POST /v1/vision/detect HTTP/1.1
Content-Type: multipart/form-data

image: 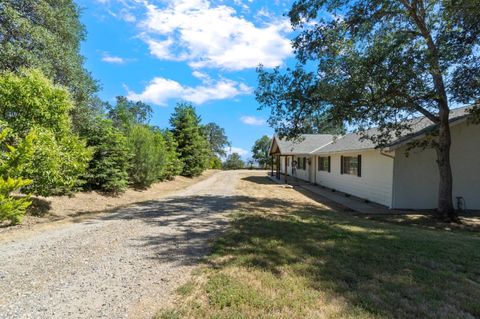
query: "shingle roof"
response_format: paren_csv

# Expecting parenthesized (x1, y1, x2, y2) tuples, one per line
(272, 107, 471, 155)
(315, 106, 470, 153)
(271, 134, 334, 155)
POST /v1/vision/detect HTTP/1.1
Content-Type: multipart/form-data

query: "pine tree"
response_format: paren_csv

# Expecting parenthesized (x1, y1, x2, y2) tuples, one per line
(169, 103, 210, 177)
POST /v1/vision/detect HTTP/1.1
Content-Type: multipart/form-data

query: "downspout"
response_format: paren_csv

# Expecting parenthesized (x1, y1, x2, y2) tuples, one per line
(380, 149, 396, 209)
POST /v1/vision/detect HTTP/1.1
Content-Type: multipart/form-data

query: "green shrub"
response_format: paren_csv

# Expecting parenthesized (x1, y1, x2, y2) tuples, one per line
(82, 119, 131, 193)
(0, 70, 92, 196)
(0, 177, 32, 224)
(0, 69, 73, 136)
(209, 156, 222, 169)
(12, 127, 92, 196)
(160, 130, 183, 180)
(127, 125, 166, 188)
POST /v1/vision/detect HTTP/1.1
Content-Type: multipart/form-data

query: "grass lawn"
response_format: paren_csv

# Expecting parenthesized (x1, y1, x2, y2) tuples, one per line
(158, 182, 480, 318)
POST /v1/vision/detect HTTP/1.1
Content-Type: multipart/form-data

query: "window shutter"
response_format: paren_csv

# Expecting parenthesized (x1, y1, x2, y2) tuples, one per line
(328, 156, 331, 173)
(357, 155, 362, 177)
(340, 156, 344, 174)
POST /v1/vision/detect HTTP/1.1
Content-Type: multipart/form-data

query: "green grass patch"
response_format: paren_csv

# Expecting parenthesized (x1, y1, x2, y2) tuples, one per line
(158, 208, 480, 319)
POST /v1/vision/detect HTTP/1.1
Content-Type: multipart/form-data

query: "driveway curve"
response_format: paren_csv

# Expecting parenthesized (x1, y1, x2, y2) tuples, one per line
(0, 170, 243, 319)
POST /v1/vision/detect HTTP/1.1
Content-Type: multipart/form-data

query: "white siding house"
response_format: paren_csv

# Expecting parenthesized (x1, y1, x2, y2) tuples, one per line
(269, 107, 480, 210)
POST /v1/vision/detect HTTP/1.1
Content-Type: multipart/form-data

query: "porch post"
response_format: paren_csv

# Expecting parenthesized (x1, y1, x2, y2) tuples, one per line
(284, 156, 288, 184)
(276, 155, 280, 179)
(270, 155, 274, 177)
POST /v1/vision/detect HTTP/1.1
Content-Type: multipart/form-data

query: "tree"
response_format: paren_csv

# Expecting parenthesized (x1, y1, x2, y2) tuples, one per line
(223, 153, 245, 170)
(127, 125, 166, 188)
(256, 0, 480, 221)
(0, 69, 92, 196)
(251, 135, 272, 168)
(202, 123, 230, 157)
(160, 130, 184, 180)
(170, 103, 210, 177)
(256, 67, 346, 137)
(107, 96, 153, 130)
(82, 119, 132, 193)
(0, 0, 98, 112)
(0, 69, 73, 136)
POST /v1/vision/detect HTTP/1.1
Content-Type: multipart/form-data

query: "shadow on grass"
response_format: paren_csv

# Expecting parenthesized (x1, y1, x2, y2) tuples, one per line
(93, 194, 324, 266)
(205, 209, 480, 318)
(86, 184, 480, 318)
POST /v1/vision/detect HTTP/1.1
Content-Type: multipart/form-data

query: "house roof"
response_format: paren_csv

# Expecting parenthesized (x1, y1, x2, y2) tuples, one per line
(271, 107, 472, 156)
(269, 134, 334, 155)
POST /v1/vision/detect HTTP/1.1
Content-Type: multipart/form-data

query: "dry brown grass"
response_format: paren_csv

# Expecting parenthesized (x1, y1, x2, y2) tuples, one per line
(157, 172, 480, 319)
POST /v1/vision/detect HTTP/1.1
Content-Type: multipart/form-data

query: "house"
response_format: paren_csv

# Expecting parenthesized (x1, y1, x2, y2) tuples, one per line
(269, 107, 480, 210)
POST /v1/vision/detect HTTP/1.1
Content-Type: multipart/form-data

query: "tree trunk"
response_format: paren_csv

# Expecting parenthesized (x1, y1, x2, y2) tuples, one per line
(435, 111, 457, 221)
(401, 1, 458, 221)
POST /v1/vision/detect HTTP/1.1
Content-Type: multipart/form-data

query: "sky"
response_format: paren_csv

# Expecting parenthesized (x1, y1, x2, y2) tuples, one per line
(77, 0, 296, 159)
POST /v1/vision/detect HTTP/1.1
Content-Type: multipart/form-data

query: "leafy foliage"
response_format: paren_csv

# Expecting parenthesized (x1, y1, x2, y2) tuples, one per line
(223, 153, 245, 170)
(256, 0, 480, 218)
(12, 127, 92, 196)
(251, 135, 272, 168)
(202, 123, 230, 157)
(0, 125, 32, 224)
(0, 177, 32, 225)
(170, 103, 210, 177)
(127, 125, 166, 188)
(82, 119, 132, 193)
(107, 96, 153, 129)
(0, 70, 92, 196)
(0, 0, 98, 110)
(209, 156, 223, 169)
(160, 130, 184, 180)
(0, 69, 73, 136)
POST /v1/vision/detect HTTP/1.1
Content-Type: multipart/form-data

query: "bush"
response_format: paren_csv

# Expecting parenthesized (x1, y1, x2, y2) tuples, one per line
(12, 127, 92, 196)
(0, 70, 92, 196)
(0, 177, 32, 224)
(160, 130, 183, 180)
(82, 119, 131, 193)
(127, 125, 166, 188)
(209, 156, 222, 169)
(0, 69, 73, 136)
(0, 127, 32, 224)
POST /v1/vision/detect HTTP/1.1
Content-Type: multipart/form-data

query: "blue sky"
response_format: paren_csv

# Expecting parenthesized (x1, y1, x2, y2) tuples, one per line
(77, 0, 296, 159)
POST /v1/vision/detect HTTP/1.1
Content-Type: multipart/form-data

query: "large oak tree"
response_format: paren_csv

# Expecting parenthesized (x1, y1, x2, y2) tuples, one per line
(256, 0, 480, 220)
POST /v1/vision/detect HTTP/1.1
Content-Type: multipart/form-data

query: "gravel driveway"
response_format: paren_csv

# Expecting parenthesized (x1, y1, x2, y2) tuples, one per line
(0, 170, 243, 319)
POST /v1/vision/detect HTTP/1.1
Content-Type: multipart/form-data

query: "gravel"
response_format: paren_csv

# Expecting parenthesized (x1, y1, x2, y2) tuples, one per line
(0, 170, 240, 319)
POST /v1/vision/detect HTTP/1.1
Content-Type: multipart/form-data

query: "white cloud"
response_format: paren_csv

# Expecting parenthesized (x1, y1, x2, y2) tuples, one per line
(102, 53, 126, 64)
(240, 116, 266, 126)
(126, 76, 252, 106)
(224, 146, 249, 157)
(141, 0, 292, 70)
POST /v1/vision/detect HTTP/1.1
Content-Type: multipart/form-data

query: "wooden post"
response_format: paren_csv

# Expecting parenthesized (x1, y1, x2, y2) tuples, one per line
(284, 156, 288, 184)
(270, 155, 274, 177)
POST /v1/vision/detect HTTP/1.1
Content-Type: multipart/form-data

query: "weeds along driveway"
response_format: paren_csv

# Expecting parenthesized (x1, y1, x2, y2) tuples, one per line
(0, 170, 267, 319)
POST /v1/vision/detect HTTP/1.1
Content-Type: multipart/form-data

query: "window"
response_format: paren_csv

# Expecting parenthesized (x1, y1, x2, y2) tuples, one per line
(341, 155, 362, 177)
(318, 156, 331, 172)
(297, 157, 306, 170)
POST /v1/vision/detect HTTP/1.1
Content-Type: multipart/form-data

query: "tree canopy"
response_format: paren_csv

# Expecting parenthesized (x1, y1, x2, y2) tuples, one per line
(0, 0, 98, 109)
(223, 153, 245, 170)
(202, 122, 230, 157)
(256, 0, 480, 219)
(251, 135, 272, 168)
